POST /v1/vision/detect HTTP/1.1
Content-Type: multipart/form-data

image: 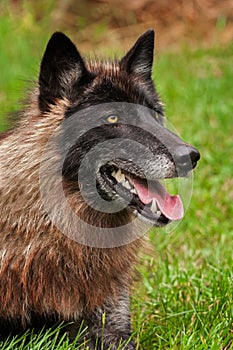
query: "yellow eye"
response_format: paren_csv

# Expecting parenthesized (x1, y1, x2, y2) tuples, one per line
(107, 115, 118, 123)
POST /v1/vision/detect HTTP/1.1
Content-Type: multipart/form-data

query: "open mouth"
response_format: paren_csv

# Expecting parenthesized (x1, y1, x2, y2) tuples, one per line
(100, 165, 184, 226)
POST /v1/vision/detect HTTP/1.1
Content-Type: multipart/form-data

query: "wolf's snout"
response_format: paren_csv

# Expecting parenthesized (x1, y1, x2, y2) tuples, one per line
(174, 144, 200, 172)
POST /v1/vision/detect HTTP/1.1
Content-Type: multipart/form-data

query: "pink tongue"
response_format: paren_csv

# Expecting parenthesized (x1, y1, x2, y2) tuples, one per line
(129, 177, 184, 221)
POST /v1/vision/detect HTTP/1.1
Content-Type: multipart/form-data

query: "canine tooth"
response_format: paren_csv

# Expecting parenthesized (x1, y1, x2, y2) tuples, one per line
(151, 198, 157, 213)
(115, 169, 125, 183)
(130, 188, 137, 194)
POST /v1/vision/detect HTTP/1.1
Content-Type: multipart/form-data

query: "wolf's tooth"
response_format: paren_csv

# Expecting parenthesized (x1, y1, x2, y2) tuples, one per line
(151, 198, 157, 213)
(115, 169, 125, 183)
(119, 174, 126, 183)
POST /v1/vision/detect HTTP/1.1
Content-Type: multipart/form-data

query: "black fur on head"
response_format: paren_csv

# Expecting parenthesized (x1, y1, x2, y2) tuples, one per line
(38, 30, 162, 115)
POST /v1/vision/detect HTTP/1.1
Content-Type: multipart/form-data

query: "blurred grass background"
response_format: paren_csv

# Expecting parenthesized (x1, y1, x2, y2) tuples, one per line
(0, 0, 233, 349)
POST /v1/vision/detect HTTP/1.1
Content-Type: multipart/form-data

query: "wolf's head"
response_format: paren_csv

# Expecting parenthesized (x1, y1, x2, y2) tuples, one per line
(39, 30, 200, 230)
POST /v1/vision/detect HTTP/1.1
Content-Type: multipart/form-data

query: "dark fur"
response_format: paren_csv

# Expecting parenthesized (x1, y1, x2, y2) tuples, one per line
(0, 30, 199, 349)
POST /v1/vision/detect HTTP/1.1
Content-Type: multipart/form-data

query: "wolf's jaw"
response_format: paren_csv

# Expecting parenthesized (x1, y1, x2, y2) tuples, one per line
(98, 165, 183, 227)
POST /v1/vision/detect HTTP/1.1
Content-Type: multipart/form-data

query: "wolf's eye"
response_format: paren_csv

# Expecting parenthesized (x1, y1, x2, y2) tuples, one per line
(107, 115, 118, 123)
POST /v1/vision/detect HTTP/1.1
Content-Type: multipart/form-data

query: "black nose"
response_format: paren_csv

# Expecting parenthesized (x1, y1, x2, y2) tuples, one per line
(175, 144, 200, 173)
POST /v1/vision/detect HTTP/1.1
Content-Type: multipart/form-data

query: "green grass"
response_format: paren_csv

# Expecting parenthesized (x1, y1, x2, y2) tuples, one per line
(132, 44, 233, 349)
(0, 6, 233, 350)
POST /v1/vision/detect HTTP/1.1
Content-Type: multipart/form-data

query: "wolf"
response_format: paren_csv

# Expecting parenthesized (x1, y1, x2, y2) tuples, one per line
(0, 30, 200, 349)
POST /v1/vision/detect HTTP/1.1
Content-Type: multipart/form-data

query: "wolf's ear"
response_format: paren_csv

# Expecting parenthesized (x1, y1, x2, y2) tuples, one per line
(119, 29, 154, 81)
(39, 32, 91, 110)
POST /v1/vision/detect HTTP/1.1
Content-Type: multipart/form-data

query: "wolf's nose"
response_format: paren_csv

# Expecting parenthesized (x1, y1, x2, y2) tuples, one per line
(175, 144, 200, 172)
